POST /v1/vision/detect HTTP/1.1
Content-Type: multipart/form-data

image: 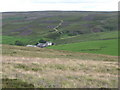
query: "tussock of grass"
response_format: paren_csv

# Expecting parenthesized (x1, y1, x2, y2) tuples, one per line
(2, 78, 34, 88)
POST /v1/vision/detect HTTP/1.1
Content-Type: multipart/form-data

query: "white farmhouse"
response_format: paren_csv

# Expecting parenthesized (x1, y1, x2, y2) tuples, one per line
(26, 45, 37, 47)
(46, 42, 52, 46)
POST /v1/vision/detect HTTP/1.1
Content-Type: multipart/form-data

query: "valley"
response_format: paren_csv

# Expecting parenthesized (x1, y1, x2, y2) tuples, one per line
(1, 11, 119, 88)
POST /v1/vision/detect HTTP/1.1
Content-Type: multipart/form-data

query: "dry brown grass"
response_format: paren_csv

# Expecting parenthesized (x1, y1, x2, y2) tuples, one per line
(2, 45, 119, 88)
(2, 55, 119, 88)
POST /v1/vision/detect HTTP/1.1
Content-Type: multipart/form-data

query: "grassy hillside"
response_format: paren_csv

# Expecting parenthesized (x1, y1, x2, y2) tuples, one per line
(2, 11, 117, 44)
(47, 39, 118, 56)
(2, 44, 119, 88)
(54, 31, 118, 45)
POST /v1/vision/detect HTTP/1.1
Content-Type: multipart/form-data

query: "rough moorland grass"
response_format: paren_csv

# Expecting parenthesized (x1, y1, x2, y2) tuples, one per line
(2, 56, 118, 88)
(2, 44, 119, 88)
(47, 39, 118, 56)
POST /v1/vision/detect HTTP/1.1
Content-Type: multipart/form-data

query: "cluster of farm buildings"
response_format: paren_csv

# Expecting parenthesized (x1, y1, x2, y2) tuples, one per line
(26, 41, 55, 48)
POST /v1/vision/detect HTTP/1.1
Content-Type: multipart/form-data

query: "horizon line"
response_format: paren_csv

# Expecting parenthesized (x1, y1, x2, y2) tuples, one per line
(1, 10, 118, 13)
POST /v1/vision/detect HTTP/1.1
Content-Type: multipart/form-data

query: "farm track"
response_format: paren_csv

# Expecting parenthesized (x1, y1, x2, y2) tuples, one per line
(53, 20, 63, 32)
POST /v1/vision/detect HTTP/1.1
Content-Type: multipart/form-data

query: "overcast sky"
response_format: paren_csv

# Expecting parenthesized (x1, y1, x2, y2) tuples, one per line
(0, 0, 119, 12)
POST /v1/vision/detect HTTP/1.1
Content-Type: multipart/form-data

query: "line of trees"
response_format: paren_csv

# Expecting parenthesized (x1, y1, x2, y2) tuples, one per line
(14, 39, 48, 46)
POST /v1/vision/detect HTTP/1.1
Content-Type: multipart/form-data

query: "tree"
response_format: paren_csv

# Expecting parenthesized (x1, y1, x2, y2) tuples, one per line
(15, 40, 24, 46)
(39, 39, 46, 43)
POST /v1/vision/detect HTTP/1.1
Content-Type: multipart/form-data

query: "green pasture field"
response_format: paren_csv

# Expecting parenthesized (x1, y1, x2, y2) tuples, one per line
(47, 39, 118, 56)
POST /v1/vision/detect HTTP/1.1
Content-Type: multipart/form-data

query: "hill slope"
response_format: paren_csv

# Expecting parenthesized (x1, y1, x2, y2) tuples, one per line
(2, 11, 118, 45)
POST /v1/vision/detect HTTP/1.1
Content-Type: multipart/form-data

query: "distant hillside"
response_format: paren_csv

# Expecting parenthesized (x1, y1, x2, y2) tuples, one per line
(2, 11, 118, 45)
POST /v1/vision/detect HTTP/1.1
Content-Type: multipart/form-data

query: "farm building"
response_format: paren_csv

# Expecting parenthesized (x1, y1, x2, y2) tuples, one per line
(26, 41, 54, 48)
(37, 42, 53, 48)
